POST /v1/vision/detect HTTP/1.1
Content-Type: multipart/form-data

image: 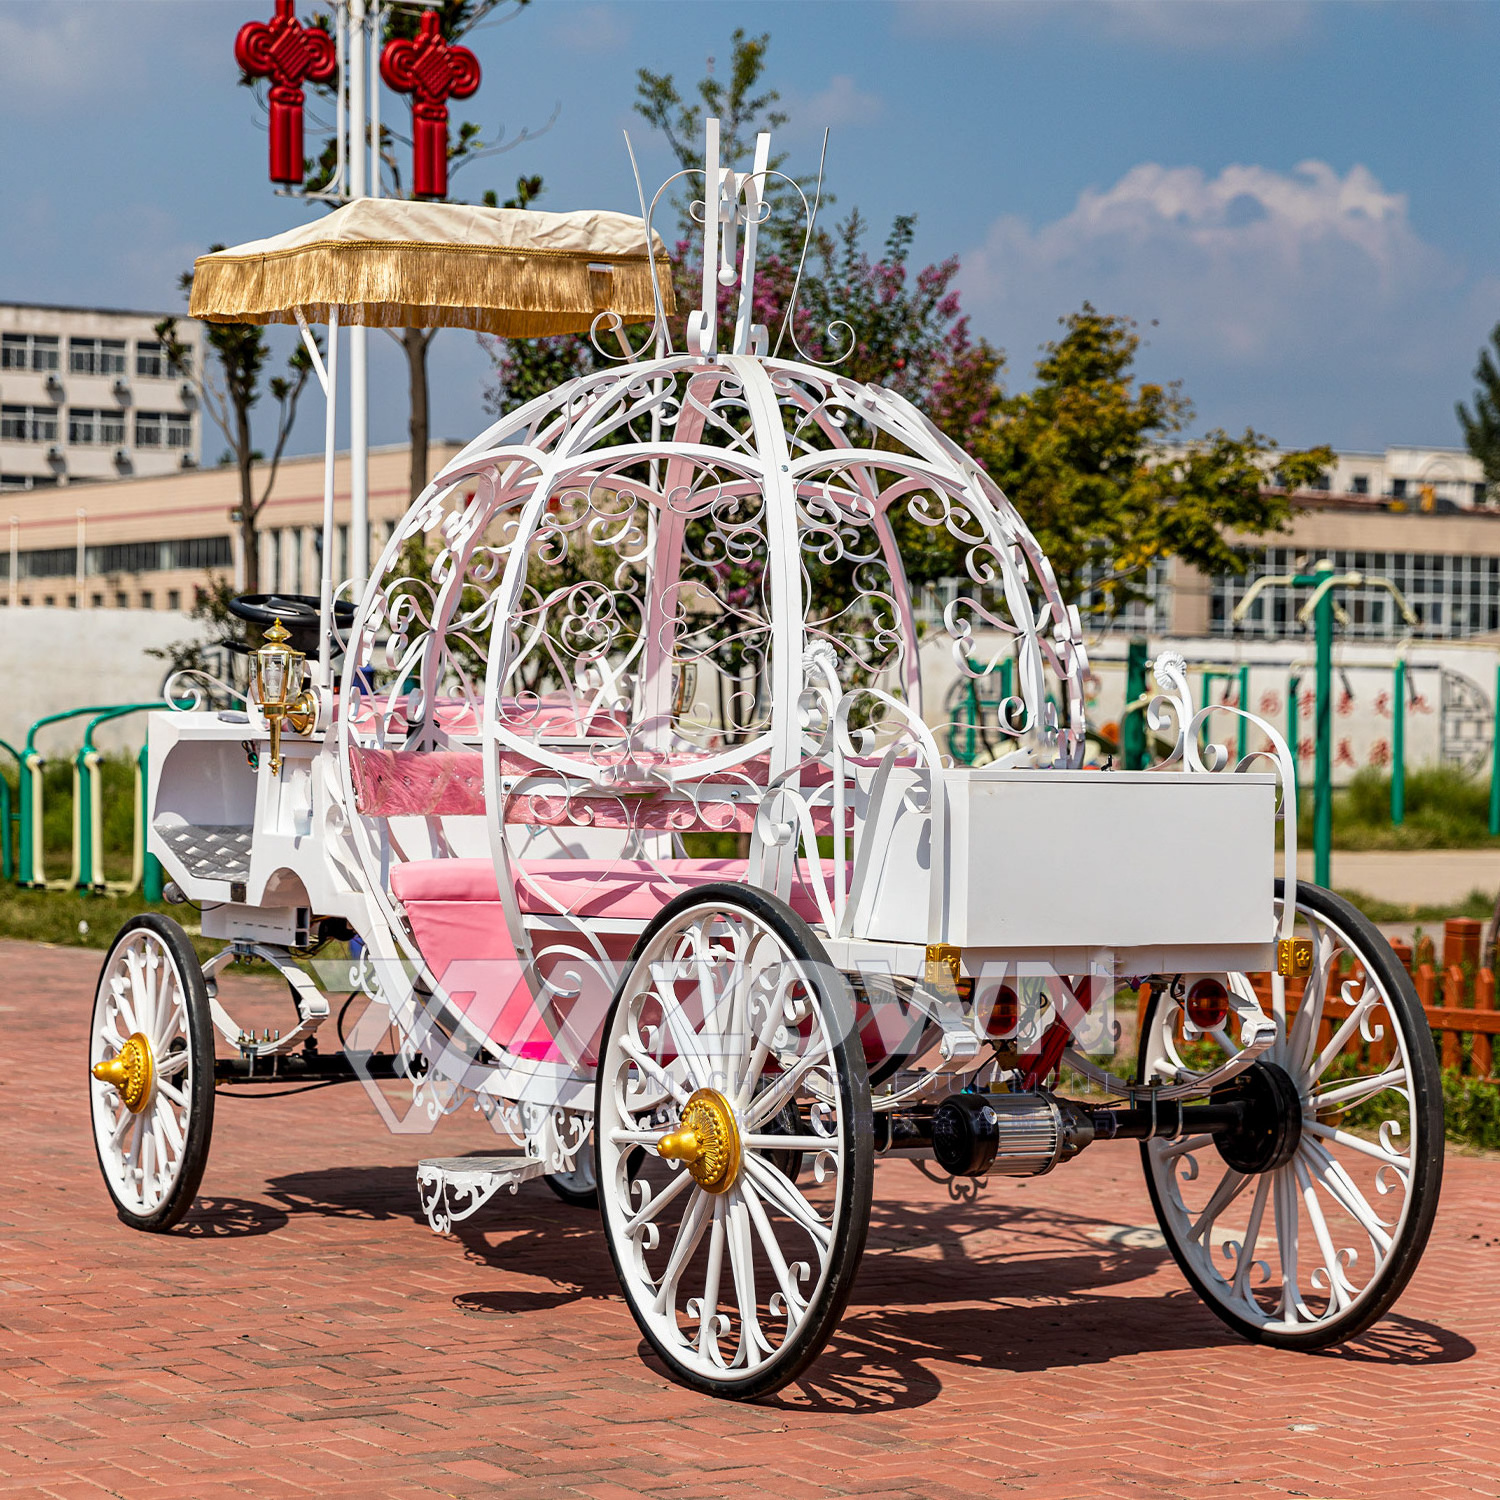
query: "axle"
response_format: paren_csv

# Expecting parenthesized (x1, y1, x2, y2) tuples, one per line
(910, 1063, 1301, 1179)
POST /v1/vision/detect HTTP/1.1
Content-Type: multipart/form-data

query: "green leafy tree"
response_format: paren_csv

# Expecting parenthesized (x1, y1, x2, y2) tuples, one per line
(972, 305, 1332, 613)
(156, 262, 316, 596)
(1457, 322, 1500, 496)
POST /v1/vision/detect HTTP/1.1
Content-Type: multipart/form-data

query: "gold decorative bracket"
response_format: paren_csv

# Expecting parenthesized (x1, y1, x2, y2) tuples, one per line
(1277, 938, 1314, 978)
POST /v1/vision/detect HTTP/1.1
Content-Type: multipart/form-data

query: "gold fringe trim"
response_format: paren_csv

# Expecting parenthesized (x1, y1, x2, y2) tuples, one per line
(190, 241, 675, 336)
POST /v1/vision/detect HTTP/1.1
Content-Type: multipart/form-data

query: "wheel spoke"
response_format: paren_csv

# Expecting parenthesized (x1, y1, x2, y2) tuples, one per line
(622, 1165, 692, 1238)
(652, 967, 716, 1093)
(153, 1096, 186, 1159)
(697, 1197, 727, 1362)
(1303, 1119, 1410, 1175)
(1299, 1138, 1395, 1257)
(741, 1133, 835, 1152)
(744, 1041, 830, 1129)
(1295, 1154, 1355, 1312)
(1228, 1171, 1273, 1301)
(1284, 927, 1334, 1074)
(726, 1193, 772, 1363)
(650, 1186, 711, 1317)
(1273, 1167, 1304, 1324)
(1309, 991, 1384, 1085)
(741, 1174, 812, 1323)
(157, 1077, 189, 1110)
(155, 1049, 190, 1080)
(1155, 1131, 1213, 1163)
(741, 1151, 833, 1248)
(1188, 1167, 1251, 1246)
(619, 1039, 690, 1108)
(1312, 1067, 1407, 1113)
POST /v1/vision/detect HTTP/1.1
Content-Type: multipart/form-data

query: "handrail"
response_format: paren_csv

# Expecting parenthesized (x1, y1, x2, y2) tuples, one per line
(76, 704, 159, 893)
(18, 702, 162, 890)
(0, 738, 19, 882)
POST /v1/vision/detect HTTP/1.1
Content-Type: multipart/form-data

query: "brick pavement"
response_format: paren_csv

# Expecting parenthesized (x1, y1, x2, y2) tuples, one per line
(0, 938, 1493, 1499)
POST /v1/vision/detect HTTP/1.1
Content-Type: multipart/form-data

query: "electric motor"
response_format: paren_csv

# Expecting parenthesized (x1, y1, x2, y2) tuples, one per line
(931, 1091, 1096, 1177)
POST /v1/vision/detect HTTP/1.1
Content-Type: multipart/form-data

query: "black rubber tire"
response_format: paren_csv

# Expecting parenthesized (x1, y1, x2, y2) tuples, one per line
(543, 1168, 599, 1209)
(1139, 879, 1444, 1349)
(594, 882, 874, 1401)
(89, 915, 216, 1232)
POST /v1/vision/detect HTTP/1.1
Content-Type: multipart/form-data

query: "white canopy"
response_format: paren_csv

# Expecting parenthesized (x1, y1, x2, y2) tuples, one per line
(189, 197, 673, 336)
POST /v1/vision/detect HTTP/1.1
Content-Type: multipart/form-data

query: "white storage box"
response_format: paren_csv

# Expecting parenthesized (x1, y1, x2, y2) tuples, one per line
(846, 767, 1278, 966)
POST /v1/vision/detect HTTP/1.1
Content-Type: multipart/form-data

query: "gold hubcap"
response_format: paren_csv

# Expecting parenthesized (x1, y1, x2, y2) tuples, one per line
(656, 1088, 742, 1194)
(93, 1031, 155, 1114)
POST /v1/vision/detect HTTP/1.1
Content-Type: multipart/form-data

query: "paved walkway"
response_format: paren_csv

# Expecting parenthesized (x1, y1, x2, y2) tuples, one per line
(0, 939, 1493, 1499)
(1299, 847, 1499, 907)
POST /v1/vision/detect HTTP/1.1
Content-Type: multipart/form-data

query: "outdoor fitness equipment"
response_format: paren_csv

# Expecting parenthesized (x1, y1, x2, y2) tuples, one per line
(87, 121, 1443, 1399)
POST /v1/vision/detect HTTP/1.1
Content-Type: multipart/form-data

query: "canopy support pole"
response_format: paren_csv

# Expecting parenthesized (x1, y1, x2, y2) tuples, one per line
(317, 307, 340, 691)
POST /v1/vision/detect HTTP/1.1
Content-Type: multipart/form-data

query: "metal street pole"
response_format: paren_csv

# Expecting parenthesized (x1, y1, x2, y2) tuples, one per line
(348, 0, 370, 594)
(1312, 560, 1334, 888)
(1391, 657, 1406, 826)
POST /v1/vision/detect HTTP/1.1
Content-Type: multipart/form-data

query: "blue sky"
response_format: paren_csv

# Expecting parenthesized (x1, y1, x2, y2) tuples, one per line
(1, 0, 1495, 462)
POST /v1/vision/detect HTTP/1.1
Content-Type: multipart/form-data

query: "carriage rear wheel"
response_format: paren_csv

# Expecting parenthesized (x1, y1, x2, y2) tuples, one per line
(1139, 881, 1443, 1348)
(88, 915, 216, 1231)
(595, 884, 873, 1399)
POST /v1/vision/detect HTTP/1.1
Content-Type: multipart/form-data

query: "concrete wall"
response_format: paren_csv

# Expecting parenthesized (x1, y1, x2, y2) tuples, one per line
(0, 606, 209, 757)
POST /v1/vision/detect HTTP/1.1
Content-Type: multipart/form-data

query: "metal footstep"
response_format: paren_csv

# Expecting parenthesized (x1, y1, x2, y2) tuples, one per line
(416, 1155, 546, 1234)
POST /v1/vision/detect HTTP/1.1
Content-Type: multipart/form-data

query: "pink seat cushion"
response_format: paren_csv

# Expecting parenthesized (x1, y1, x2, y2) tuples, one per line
(391, 856, 829, 924)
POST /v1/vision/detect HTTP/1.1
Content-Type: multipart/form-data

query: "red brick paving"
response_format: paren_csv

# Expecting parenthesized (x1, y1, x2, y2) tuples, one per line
(0, 937, 1493, 1498)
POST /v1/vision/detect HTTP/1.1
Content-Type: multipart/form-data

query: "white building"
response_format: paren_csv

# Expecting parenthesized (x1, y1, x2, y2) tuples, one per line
(0, 302, 204, 492)
(1316, 444, 1487, 509)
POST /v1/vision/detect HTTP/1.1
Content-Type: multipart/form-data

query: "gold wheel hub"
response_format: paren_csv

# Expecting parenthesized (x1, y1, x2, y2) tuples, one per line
(93, 1031, 155, 1114)
(655, 1088, 742, 1194)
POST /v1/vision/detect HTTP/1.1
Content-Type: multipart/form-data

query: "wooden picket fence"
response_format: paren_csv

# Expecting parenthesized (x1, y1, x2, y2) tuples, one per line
(1246, 917, 1497, 1081)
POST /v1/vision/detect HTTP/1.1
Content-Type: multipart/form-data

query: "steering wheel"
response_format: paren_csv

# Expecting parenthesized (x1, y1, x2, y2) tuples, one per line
(228, 594, 357, 655)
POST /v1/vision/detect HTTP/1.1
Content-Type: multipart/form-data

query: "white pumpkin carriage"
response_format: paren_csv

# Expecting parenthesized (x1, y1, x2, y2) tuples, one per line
(88, 123, 1442, 1399)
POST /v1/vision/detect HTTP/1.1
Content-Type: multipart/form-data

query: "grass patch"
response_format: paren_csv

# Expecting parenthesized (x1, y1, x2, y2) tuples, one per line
(0, 885, 219, 957)
(1334, 886, 1497, 925)
(1300, 765, 1500, 852)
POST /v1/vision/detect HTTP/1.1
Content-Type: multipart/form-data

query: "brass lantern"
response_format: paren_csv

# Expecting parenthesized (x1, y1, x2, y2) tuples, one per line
(252, 618, 317, 773)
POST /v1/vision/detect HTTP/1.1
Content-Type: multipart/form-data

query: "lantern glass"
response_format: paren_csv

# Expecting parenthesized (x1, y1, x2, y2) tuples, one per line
(259, 652, 287, 706)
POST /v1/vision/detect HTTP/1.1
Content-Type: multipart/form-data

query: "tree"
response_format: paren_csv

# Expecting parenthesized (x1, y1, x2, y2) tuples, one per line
(1457, 322, 1500, 497)
(156, 263, 316, 596)
(972, 305, 1332, 614)
(483, 27, 1000, 446)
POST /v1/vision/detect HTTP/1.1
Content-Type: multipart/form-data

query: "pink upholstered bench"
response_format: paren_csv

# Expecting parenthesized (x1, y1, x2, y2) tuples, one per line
(389, 857, 834, 1064)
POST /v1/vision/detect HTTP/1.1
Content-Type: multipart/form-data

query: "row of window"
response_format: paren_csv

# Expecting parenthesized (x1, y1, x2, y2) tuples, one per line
(1212, 546, 1500, 640)
(1, 404, 193, 448)
(0, 535, 232, 582)
(1, 333, 189, 378)
(0, 589, 188, 610)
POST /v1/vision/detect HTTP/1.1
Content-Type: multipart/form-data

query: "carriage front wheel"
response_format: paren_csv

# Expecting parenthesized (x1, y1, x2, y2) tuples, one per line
(1139, 880, 1443, 1348)
(88, 915, 216, 1231)
(595, 884, 873, 1399)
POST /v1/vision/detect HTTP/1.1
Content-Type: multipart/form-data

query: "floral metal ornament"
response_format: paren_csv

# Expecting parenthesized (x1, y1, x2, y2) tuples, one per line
(379, 11, 481, 200)
(235, 0, 337, 186)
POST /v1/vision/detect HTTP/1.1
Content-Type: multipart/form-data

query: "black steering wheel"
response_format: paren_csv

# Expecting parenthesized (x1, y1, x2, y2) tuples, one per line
(229, 594, 357, 655)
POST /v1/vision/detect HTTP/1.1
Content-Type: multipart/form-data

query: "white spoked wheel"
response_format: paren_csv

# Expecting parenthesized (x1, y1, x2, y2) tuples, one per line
(1140, 881, 1443, 1348)
(89, 915, 215, 1231)
(596, 884, 873, 1399)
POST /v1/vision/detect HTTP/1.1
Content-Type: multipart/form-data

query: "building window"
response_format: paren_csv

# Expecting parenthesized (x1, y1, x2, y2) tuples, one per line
(140, 591, 153, 609)
(134, 410, 192, 449)
(1476, 483, 1488, 506)
(1, 405, 59, 443)
(167, 589, 181, 610)
(69, 337, 127, 376)
(91, 594, 103, 607)
(115, 592, 128, 608)
(1351, 474, 1368, 495)
(135, 340, 187, 378)
(1, 333, 60, 371)
(1392, 479, 1408, 499)
(67, 408, 123, 445)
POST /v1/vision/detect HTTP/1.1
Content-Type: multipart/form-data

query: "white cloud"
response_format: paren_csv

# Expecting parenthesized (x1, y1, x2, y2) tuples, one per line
(0, 3, 151, 110)
(964, 159, 1457, 361)
(959, 158, 1487, 445)
(787, 75, 885, 132)
(549, 3, 633, 53)
(895, 0, 1314, 52)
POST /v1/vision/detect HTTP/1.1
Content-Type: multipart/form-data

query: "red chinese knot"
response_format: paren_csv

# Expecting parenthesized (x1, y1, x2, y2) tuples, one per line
(235, 0, 337, 186)
(380, 11, 481, 199)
